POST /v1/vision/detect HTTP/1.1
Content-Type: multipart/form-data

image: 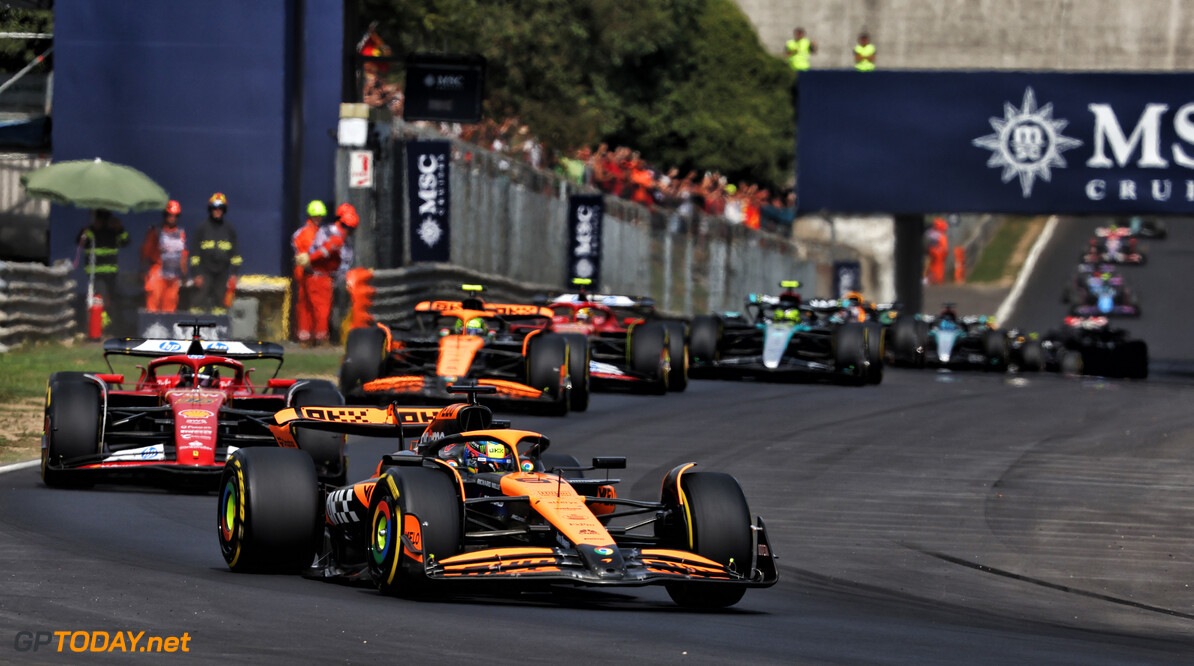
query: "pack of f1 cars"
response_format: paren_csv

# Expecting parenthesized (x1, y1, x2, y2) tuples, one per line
(889, 305, 1009, 371)
(338, 288, 580, 415)
(688, 282, 881, 385)
(547, 281, 687, 395)
(216, 385, 778, 608)
(42, 321, 347, 489)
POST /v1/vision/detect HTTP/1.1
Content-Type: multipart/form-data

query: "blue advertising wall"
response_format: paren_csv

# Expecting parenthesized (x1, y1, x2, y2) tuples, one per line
(798, 70, 1194, 214)
(52, 0, 342, 275)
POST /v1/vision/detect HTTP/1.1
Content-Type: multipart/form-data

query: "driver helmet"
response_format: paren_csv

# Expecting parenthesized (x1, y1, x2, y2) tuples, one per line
(777, 308, 801, 322)
(576, 307, 592, 322)
(464, 440, 512, 474)
(456, 316, 486, 336)
(197, 365, 220, 388)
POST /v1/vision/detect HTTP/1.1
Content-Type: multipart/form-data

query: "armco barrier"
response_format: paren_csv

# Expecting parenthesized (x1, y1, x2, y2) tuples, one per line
(0, 260, 77, 351)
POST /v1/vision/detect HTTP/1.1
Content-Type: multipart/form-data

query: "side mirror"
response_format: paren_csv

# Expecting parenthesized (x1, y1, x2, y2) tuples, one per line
(591, 456, 626, 469)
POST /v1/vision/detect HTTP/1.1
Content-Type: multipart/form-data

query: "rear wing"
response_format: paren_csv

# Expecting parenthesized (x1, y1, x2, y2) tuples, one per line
(549, 293, 655, 309)
(415, 301, 554, 318)
(103, 337, 285, 360)
(273, 405, 441, 438)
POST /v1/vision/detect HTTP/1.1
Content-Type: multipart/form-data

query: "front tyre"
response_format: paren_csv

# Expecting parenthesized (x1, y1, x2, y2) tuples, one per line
(218, 448, 320, 574)
(339, 325, 387, 394)
(528, 333, 570, 416)
(368, 466, 463, 596)
(664, 322, 689, 392)
(42, 379, 101, 488)
(630, 322, 669, 395)
(560, 333, 591, 412)
(664, 472, 753, 609)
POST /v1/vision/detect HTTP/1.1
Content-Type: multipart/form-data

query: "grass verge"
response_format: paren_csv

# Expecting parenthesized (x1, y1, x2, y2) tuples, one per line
(0, 339, 343, 464)
(966, 216, 1045, 284)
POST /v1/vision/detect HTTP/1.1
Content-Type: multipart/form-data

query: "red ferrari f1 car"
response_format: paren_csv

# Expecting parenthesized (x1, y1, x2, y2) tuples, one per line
(547, 281, 688, 396)
(217, 386, 777, 608)
(42, 321, 347, 489)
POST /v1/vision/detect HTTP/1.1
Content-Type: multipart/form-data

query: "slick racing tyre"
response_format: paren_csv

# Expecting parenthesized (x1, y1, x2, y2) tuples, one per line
(662, 472, 753, 609)
(862, 322, 885, 385)
(339, 325, 387, 394)
(288, 380, 348, 486)
(630, 322, 669, 395)
(369, 466, 463, 597)
(1119, 340, 1149, 379)
(560, 333, 591, 413)
(689, 315, 721, 366)
(528, 333, 570, 416)
(42, 378, 101, 488)
(664, 321, 689, 392)
(218, 448, 320, 574)
(833, 323, 868, 386)
(890, 317, 922, 366)
(1017, 339, 1044, 372)
(982, 330, 1010, 372)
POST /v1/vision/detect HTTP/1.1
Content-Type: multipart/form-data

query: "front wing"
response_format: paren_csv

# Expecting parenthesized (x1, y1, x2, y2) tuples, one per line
(423, 517, 778, 588)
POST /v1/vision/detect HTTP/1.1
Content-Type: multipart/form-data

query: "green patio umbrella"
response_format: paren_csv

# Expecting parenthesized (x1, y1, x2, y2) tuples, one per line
(20, 157, 170, 213)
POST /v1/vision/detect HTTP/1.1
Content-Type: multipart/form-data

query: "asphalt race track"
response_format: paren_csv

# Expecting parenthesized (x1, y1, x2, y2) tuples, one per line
(2, 222, 1193, 664)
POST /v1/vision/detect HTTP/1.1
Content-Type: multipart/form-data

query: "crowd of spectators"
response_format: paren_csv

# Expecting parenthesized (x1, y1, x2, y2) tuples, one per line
(361, 71, 798, 236)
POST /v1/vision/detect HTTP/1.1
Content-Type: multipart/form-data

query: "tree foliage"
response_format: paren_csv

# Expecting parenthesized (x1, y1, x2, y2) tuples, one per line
(0, 7, 53, 74)
(358, 0, 795, 188)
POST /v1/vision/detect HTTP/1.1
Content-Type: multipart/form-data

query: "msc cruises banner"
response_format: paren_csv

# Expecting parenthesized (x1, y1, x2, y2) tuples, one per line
(797, 70, 1194, 214)
(566, 194, 604, 287)
(406, 140, 452, 262)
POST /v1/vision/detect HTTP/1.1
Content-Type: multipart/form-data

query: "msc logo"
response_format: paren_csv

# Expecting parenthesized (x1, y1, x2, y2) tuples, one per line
(973, 87, 1083, 198)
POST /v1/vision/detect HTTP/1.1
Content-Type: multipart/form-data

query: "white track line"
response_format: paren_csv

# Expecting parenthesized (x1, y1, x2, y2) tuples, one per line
(995, 215, 1059, 326)
(0, 459, 38, 475)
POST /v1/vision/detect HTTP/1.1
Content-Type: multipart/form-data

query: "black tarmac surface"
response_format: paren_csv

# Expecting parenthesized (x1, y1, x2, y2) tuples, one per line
(1, 219, 1192, 664)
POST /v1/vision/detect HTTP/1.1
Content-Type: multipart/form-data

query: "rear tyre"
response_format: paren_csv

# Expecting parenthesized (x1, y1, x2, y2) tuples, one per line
(664, 322, 689, 392)
(1120, 340, 1149, 379)
(1060, 350, 1085, 375)
(833, 323, 868, 386)
(689, 315, 721, 366)
(369, 466, 463, 596)
(862, 322, 885, 385)
(630, 322, 669, 395)
(339, 325, 387, 394)
(528, 333, 570, 416)
(890, 317, 920, 366)
(560, 333, 590, 413)
(663, 472, 753, 609)
(288, 380, 348, 486)
(42, 379, 102, 488)
(218, 447, 320, 574)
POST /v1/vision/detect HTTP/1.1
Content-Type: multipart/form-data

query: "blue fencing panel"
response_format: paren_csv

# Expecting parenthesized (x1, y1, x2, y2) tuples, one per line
(52, 0, 340, 276)
(798, 70, 1194, 215)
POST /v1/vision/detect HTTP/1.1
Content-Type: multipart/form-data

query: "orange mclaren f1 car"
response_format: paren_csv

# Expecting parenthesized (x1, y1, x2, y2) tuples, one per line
(338, 289, 583, 415)
(217, 386, 777, 608)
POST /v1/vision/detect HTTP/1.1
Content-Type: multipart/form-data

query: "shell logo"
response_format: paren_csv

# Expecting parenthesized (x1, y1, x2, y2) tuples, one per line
(179, 409, 214, 418)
